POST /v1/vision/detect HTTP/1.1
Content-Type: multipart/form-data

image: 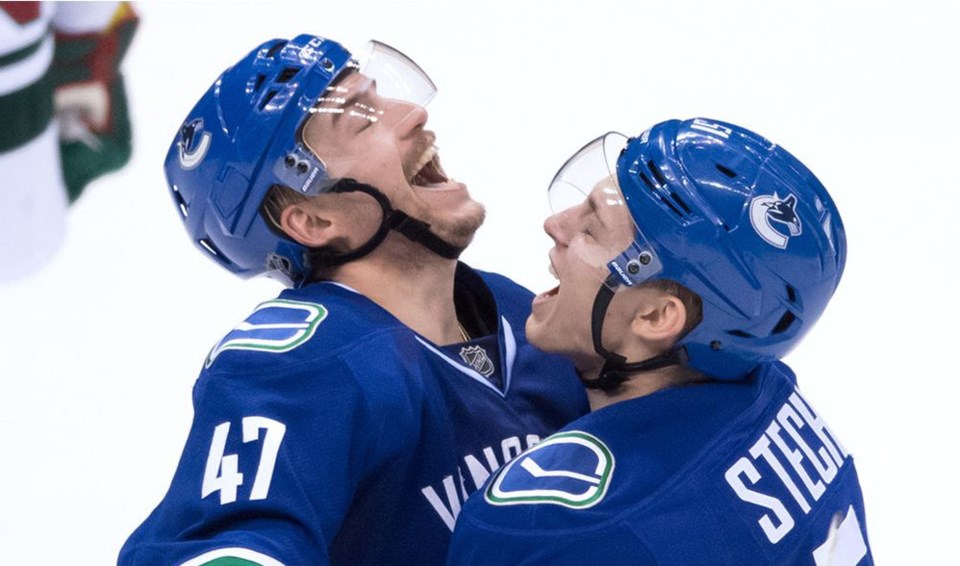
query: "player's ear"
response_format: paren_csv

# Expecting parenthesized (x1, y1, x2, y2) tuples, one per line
(278, 198, 338, 248)
(630, 291, 688, 344)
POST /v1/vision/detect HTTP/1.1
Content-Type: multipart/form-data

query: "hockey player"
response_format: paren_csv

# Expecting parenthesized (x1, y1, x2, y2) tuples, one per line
(447, 119, 873, 565)
(118, 34, 587, 566)
(0, 2, 137, 282)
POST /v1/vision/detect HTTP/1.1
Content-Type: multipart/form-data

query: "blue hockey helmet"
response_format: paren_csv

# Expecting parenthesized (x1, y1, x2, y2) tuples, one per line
(164, 34, 437, 286)
(548, 118, 846, 381)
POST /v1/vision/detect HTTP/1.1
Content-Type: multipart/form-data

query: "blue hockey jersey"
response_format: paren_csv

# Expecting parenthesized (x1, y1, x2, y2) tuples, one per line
(447, 362, 872, 565)
(119, 264, 588, 566)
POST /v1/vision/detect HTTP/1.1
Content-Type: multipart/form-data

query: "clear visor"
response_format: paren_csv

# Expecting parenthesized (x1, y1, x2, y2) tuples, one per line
(306, 39, 437, 168)
(547, 132, 663, 289)
(353, 40, 437, 107)
(275, 40, 439, 196)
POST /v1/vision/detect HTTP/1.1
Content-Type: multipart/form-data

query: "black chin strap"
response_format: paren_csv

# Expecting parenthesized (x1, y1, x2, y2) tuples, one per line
(582, 275, 689, 392)
(309, 179, 465, 267)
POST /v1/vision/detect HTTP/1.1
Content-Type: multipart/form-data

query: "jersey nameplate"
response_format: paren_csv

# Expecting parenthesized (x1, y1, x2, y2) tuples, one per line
(724, 389, 850, 545)
(484, 431, 614, 509)
(206, 299, 328, 367)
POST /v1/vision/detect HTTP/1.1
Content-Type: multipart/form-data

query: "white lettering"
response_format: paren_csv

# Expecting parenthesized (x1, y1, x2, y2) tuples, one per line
(768, 417, 824, 503)
(725, 390, 852, 547)
(725, 457, 794, 543)
(422, 435, 541, 530)
(501, 436, 522, 464)
(421, 475, 463, 531)
(482, 446, 500, 473)
(463, 454, 491, 490)
(789, 391, 847, 467)
(779, 403, 837, 485)
(751, 433, 810, 513)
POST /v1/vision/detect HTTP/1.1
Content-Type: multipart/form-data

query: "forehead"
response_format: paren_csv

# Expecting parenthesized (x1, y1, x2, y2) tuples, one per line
(329, 70, 369, 92)
(301, 71, 378, 147)
(586, 181, 637, 238)
(587, 177, 622, 207)
(588, 180, 628, 219)
(314, 70, 375, 111)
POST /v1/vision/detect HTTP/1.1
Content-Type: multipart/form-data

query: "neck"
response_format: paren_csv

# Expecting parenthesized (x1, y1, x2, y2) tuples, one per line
(582, 363, 703, 412)
(326, 242, 464, 345)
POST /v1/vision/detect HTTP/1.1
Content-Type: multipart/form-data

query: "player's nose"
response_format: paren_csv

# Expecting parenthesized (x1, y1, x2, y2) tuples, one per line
(543, 212, 569, 246)
(392, 100, 428, 137)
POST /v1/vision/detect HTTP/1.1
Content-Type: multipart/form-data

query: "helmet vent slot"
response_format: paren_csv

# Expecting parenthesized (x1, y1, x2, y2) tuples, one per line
(716, 164, 738, 178)
(771, 311, 796, 335)
(786, 284, 797, 303)
(171, 184, 188, 218)
(199, 238, 221, 258)
(275, 67, 301, 84)
(253, 74, 266, 93)
(198, 238, 234, 267)
(639, 172, 656, 191)
(646, 160, 668, 186)
(258, 89, 279, 111)
(265, 41, 287, 58)
(670, 192, 693, 214)
(657, 194, 683, 217)
(727, 330, 754, 338)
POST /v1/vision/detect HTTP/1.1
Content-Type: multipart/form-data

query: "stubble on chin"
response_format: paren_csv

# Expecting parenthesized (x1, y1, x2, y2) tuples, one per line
(423, 200, 487, 248)
(379, 204, 486, 273)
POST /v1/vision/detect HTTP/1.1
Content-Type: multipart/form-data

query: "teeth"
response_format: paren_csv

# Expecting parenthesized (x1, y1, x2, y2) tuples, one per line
(410, 145, 438, 182)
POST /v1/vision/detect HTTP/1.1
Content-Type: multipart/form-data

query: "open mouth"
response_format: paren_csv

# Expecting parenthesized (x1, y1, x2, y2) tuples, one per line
(534, 284, 560, 307)
(408, 145, 450, 187)
(534, 259, 561, 304)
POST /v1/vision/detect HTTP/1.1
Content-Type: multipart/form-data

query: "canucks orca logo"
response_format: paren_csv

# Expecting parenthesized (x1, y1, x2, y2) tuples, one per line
(749, 193, 803, 249)
(459, 345, 494, 377)
(485, 431, 615, 509)
(178, 118, 212, 170)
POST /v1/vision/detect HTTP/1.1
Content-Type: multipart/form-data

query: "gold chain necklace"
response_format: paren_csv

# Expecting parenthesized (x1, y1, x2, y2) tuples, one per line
(458, 322, 471, 342)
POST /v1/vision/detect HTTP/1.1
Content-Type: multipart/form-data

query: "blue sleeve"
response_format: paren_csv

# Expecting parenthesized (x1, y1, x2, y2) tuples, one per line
(119, 353, 413, 566)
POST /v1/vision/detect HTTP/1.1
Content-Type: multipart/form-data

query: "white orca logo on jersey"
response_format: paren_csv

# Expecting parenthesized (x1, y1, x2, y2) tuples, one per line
(205, 299, 328, 367)
(485, 431, 614, 509)
(750, 192, 803, 249)
(178, 118, 212, 170)
(459, 345, 494, 377)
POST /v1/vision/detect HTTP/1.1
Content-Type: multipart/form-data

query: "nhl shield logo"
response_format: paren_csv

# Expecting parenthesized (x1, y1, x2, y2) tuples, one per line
(749, 192, 803, 249)
(459, 345, 494, 377)
(266, 253, 294, 278)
